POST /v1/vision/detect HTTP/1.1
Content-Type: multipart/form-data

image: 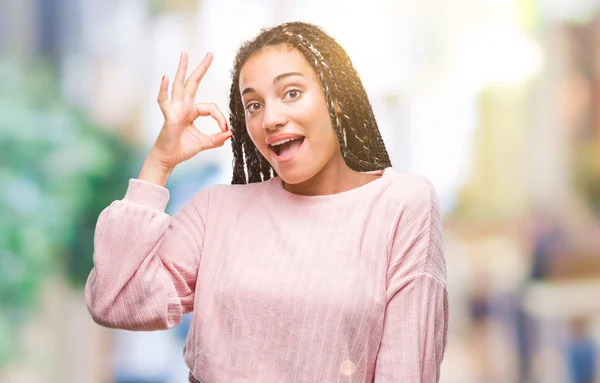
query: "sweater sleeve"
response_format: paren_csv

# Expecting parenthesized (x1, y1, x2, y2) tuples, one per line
(84, 178, 208, 331)
(374, 178, 449, 382)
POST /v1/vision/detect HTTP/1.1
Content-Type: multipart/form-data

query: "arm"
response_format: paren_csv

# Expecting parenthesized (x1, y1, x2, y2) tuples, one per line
(374, 178, 449, 382)
(84, 177, 208, 331)
(84, 52, 231, 331)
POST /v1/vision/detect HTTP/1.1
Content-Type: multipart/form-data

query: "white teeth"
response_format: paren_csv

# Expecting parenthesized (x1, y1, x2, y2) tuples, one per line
(270, 137, 302, 147)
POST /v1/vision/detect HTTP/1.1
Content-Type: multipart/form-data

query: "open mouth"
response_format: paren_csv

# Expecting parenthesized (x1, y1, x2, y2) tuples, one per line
(269, 136, 306, 159)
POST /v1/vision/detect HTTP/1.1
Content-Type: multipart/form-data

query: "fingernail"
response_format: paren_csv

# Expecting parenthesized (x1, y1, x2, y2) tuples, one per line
(161, 75, 166, 82)
(225, 123, 229, 132)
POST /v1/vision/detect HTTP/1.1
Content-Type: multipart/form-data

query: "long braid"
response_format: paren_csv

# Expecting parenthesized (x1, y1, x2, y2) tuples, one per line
(286, 25, 390, 170)
(259, 154, 272, 181)
(228, 73, 248, 184)
(229, 75, 248, 184)
(228, 21, 391, 184)
(244, 139, 263, 183)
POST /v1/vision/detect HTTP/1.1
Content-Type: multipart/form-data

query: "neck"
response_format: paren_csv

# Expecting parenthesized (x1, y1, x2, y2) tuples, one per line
(283, 155, 372, 196)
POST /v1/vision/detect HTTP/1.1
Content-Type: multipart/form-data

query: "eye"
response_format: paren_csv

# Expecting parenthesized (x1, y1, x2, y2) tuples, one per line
(284, 89, 302, 100)
(245, 102, 262, 114)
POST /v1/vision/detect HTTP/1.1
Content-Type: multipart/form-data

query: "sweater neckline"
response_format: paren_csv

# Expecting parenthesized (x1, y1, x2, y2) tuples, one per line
(268, 167, 392, 207)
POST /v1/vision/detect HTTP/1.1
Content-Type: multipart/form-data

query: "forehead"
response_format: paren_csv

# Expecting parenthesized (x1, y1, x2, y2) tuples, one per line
(239, 45, 316, 91)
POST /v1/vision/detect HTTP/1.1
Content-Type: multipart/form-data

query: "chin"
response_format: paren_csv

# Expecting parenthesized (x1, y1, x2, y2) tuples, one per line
(272, 162, 319, 185)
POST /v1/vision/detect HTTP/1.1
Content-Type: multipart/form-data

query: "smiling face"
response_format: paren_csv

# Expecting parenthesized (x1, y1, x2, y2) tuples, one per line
(239, 45, 343, 185)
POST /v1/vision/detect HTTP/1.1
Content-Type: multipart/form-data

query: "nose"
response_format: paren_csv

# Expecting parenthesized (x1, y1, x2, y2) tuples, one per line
(261, 101, 287, 131)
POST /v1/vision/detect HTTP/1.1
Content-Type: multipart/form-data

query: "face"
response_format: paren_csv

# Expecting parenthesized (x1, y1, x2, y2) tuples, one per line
(239, 45, 342, 184)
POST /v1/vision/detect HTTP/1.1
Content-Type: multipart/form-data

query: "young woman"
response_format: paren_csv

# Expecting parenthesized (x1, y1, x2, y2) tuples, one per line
(86, 21, 448, 382)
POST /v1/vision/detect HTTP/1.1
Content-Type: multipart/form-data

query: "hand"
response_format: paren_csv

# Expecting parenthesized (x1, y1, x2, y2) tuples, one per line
(150, 52, 232, 170)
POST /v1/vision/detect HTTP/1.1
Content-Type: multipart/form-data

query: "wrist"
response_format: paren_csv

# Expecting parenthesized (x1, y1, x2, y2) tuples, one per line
(138, 153, 174, 187)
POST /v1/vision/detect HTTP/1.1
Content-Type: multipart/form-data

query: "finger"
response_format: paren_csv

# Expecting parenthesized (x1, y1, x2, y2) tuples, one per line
(195, 103, 229, 132)
(157, 74, 169, 105)
(184, 52, 213, 100)
(204, 131, 233, 150)
(172, 52, 189, 100)
(194, 130, 232, 152)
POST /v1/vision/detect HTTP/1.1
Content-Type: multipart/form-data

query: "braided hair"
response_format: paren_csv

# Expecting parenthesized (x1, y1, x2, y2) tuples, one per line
(229, 21, 392, 184)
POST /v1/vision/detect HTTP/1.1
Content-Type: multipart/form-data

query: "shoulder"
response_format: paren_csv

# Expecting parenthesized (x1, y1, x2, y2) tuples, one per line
(381, 169, 442, 252)
(380, 168, 438, 210)
(384, 169, 446, 280)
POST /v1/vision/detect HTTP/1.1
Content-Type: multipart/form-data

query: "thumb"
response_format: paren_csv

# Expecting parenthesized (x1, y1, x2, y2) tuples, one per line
(208, 131, 232, 148)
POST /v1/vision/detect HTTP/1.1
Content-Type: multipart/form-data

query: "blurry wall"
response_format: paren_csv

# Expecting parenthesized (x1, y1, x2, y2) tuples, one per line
(1, 0, 600, 382)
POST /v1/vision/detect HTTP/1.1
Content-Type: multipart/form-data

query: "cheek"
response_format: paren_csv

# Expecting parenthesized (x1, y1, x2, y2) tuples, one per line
(307, 114, 338, 153)
(245, 118, 265, 149)
(245, 118, 277, 164)
(311, 99, 338, 151)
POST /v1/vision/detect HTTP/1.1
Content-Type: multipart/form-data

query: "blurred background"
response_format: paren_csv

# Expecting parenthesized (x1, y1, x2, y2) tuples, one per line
(1, 0, 600, 382)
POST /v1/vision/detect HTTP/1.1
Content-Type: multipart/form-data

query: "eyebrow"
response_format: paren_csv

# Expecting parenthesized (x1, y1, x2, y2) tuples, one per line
(241, 72, 304, 97)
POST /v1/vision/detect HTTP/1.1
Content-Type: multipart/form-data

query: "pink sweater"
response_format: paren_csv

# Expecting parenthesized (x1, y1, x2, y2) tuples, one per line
(85, 167, 448, 383)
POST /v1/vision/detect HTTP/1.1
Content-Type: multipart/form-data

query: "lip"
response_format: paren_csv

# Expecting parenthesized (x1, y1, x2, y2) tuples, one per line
(265, 133, 306, 146)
